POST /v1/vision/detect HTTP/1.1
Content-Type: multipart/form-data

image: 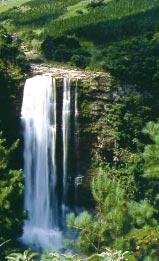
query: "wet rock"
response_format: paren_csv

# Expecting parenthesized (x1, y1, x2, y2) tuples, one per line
(30, 63, 108, 81)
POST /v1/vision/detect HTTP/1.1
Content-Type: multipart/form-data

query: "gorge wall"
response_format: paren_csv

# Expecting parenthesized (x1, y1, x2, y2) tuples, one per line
(19, 61, 142, 250)
(25, 63, 137, 207)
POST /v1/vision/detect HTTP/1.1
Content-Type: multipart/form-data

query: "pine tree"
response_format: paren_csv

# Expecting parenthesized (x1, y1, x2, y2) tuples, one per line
(0, 133, 24, 258)
(67, 168, 131, 253)
(143, 121, 159, 178)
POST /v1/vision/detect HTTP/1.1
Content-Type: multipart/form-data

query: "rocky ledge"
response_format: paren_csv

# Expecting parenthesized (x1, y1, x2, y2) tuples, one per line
(20, 41, 109, 81)
(30, 63, 109, 81)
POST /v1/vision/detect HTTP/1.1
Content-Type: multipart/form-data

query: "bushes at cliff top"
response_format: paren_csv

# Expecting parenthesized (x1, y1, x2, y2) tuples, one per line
(102, 34, 159, 92)
(41, 35, 90, 68)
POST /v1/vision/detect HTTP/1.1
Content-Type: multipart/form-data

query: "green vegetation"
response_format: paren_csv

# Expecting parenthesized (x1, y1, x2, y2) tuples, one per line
(0, 25, 28, 260)
(0, 135, 24, 259)
(0, 25, 29, 143)
(6, 248, 128, 260)
(74, 29, 159, 259)
(6, 249, 39, 260)
(67, 164, 159, 259)
(41, 35, 91, 68)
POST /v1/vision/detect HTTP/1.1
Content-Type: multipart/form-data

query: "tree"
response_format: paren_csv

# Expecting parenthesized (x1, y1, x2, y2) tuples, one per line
(0, 134, 24, 258)
(142, 121, 159, 208)
(67, 168, 131, 254)
(143, 121, 159, 178)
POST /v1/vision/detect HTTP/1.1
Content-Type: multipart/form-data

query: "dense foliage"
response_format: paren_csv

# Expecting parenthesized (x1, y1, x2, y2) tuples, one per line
(102, 34, 159, 93)
(0, 136, 24, 260)
(72, 32, 159, 260)
(41, 35, 90, 68)
(0, 25, 29, 143)
(67, 164, 159, 259)
(0, 25, 28, 259)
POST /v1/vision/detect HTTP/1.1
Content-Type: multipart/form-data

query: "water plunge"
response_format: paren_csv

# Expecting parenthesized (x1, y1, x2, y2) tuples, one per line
(21, 75, 78, 250)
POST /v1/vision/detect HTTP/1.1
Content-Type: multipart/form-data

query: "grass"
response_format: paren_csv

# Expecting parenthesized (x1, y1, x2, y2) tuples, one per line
(60, 0, 114, 20)
(60, 0, 91, 20)
(0, 0, 30, 13)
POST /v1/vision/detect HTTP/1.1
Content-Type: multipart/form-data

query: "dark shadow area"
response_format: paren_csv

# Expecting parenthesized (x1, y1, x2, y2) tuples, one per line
(70, 6, 159, 44)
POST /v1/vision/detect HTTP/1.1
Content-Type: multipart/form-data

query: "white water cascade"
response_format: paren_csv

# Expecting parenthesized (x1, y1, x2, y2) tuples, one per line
(62, 78, 71, 200)
(62, 78, 71, 215)
(21, 75, 78, 250)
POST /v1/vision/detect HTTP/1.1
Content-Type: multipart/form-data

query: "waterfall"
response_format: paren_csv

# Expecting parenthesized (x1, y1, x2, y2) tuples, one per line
(62, 78, 71, 205)
(75, 80, 79, 168)
(74, 81, 80, 189)
(21, 75, 79, 250)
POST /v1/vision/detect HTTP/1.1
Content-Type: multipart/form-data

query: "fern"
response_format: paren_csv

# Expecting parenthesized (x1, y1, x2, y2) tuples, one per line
(6, 249, 39, 261)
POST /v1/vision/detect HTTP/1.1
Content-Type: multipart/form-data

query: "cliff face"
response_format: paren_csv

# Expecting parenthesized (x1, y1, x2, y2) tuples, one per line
(24, 63, 143, 208)
(24, 64, 130, 200)
(76, 73, 145, 205)
(29, 63, 112, 166)
(78, 73, 137, 172)
(23, 64, 112, 206)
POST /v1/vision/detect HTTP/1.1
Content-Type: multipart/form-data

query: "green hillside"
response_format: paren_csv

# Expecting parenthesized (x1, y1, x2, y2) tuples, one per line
(0, 0, 159, 69)
(1, 0, 159, 32)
